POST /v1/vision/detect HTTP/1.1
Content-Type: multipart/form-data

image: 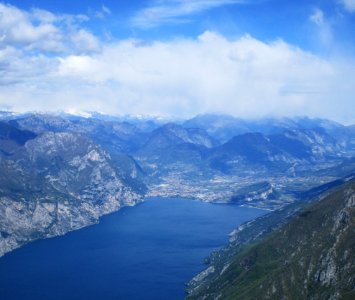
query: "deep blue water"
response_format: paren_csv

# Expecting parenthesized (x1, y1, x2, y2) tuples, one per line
(0, 197, 265, 300)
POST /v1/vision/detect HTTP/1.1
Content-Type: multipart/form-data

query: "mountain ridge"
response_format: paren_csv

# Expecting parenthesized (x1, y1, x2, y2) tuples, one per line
(1, 112, 355, 257)
(186, 176, 355, 299)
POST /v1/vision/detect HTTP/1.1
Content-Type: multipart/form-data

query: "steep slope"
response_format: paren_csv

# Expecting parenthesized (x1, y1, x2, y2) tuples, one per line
(135, 123, 215, 177)
(140, 123, 215, 151)
(0, 121, 36, 145)
(1, 112, 355, 258)
(0, 128, 143, 257)
(209, 128, 345, 175)
(11, 114, 149, 185)
(210, 133, 291, 173)
(187, 178, 355, 300)
(230, 181, 283, 209)
(0, 121, 37, 155)
(139, 116, 355, 208)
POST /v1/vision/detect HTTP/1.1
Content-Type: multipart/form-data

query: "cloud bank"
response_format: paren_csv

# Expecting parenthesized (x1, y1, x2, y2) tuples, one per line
(0, 3, 354, 123)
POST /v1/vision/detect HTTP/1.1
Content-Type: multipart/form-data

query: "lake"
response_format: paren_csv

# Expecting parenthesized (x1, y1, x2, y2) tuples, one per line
(0, 197, 266, 300)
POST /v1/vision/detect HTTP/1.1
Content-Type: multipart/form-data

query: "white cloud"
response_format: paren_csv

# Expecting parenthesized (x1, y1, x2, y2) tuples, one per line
(1, 30, 354, 123)
(70, 29, 100, 52)
(0, 4, 354, 123)
(339, 0, 355, 12)
(131, 0, 246, 28)
(0, 3, 98, 53)
(0, 3, 62, 51)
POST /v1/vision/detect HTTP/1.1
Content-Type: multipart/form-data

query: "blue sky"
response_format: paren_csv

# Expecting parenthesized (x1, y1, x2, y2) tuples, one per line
(0, 0, 355, 122)
(6, 0, 355, 53)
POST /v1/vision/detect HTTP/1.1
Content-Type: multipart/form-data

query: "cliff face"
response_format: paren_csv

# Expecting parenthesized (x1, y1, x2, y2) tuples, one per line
(0, 129, 143, 257)
(1, 112, 355, 261)
(187, 179, 355, 300)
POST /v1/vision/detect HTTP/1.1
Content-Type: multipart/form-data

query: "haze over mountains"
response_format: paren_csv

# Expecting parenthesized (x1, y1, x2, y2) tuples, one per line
(1, 111, 355, 258)
(1, 111, 355, 300)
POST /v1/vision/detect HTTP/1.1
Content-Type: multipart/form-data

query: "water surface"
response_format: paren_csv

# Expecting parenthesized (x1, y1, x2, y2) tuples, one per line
(0, 197, 266, 300)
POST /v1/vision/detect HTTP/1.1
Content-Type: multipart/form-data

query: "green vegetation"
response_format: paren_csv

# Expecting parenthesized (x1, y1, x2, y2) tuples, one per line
(187, 180, 355, 299)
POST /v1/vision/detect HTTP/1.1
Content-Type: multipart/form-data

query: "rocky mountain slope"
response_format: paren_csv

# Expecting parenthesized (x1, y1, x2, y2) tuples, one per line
(1, 112, 355, 257)
(134, 123, 215, 179)
(0, 122, 144, 257)
(187, 176, 355, 300)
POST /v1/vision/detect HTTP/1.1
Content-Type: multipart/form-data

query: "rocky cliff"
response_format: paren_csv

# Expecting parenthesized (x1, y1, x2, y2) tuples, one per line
(0, 125, 143, 257)
(1, 112, 355, 259)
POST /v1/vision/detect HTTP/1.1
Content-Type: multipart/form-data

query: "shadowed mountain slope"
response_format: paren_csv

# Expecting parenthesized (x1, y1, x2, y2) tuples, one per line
(187, 178, 355, 299)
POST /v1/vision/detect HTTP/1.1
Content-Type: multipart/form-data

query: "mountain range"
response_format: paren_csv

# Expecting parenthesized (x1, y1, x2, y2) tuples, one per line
(1, 111, 355, 259)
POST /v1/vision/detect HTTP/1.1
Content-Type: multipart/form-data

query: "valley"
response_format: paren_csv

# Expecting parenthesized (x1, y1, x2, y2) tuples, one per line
(0, 111, 355, 299)
(1, 112, 355, 258)
(1, 1, 354, 299)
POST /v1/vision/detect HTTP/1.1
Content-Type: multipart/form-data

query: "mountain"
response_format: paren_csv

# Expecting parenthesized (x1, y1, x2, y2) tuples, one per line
(137, 120, 348, 179)
(184, 114, 351, 145)
(230, 181, 283, 210)
(134, 115, 355, 207)
(1, 112, 355, 257)
(0, 121, 37, 155)
(134, 123, 215, 177)
(10, 113, 149, 153)
(0, 111, 20, 121)
(9, 113, 73, 134)
(140, 123, 215, 151)
(209, 132, 294, 173)
(187, 177, 355, 300)
(0, 122, 36, 144)
(208, 127, 347, 176)
(0, 123, 144, 257)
